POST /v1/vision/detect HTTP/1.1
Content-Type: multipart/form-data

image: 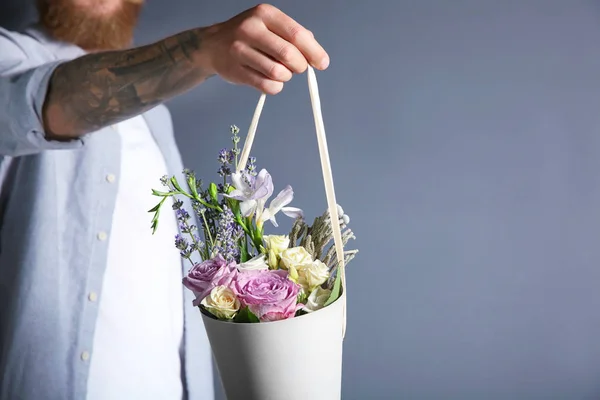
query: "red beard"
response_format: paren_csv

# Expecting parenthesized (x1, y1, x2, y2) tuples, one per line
(37, 0, 143, 51)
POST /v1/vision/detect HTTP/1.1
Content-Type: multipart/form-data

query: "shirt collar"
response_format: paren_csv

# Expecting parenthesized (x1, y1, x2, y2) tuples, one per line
(22, 23, 87, 59)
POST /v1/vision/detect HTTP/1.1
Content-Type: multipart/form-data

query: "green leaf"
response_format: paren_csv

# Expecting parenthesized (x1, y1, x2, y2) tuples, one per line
(150, 210, 160, 234)
(295, 309, 308, 317)
(148, 197, 167, 234)
(147, 202, 161, 213)
(170, 176, 185, 193)
(151, 189, 171, 197)
(234, 306, 260, 323)
(197, 197, 222, 212)
(324, 267, 343, 307)
(187, 175, 199, 198)
(239, 238, 250, 263)
(297, 291, 308, 304)
(208, 182, 218, 203)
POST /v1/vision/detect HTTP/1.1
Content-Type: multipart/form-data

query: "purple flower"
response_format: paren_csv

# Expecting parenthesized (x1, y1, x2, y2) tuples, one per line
(218, 148, 230, 164)
(182, 254, 238, 306)
(218, 165, 232, 177)
(246, 156, 257, 177)
(233, 269, 302, 322)
(176, 208, 190, 221)
(174, 234, 192, 258)
(175, 234, 189, 251)
(214, 206, 243, 262)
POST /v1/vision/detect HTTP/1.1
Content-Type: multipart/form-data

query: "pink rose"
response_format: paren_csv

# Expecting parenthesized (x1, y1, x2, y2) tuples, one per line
(234, 269, 301, 322)
(182, 255, 237, 306)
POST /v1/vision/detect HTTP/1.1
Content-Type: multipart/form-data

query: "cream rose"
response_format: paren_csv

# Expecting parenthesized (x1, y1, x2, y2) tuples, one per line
(263, 235, 290, 255)
(303, 287, 332, 313)
(239, 254, 269, 271)
(279, 246, 313, 270)
(200, 285, 241, 320)
(296, 259, 330, 293)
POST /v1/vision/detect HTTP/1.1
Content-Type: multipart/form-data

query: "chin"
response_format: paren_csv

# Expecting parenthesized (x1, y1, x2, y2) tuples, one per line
(38, 0, 142, 51)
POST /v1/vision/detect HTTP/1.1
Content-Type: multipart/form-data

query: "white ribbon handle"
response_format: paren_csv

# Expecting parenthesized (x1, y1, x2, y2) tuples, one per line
(237, 67, 347, 337)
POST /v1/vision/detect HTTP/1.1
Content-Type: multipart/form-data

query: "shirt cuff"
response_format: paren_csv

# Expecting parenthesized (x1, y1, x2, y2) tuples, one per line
(8, 60, 89, 156)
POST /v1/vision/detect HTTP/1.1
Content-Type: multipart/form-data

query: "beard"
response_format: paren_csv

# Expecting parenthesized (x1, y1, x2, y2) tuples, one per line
(37, 0, 143, 51)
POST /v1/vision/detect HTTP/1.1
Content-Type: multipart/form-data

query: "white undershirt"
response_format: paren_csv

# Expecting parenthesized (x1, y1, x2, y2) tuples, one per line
(86, 115, 185, 399)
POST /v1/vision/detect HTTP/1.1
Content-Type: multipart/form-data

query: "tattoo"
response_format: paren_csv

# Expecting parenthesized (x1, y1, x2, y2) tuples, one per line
(44, 28, 213, 138)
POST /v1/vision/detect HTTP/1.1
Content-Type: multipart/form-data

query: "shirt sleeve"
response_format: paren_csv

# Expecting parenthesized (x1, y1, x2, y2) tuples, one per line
(0, 28, 87, 157)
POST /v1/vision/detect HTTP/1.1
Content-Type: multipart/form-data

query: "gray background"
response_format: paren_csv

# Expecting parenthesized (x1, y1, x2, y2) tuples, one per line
(4, 0, 600, 399)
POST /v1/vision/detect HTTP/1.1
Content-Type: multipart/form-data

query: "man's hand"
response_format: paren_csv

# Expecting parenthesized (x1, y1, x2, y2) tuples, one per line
(43, 4, 328, 139)
(199, 3, 329, 95)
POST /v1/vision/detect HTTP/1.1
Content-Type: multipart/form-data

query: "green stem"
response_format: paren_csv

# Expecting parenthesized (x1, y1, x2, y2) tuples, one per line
(244, 217, 263, 251)
(234, 136, 239, 169)
(191, 193, 223, 212)
(201, 211, 215, 248)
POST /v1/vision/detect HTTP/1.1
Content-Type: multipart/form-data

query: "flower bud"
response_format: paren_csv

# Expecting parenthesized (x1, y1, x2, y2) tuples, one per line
(208, 182, 218, 202)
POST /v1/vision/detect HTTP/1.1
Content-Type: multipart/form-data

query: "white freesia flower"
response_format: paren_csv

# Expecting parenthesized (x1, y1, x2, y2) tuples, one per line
(200, 286, 240, 320)
(225, 169, 303, 228)
(238, 254, 270, 271)
(296, 259, 330, 293)
(227, 169, 272, 217)
(280, 246, 313, 270)
(303, 287, 332, 313)
(255, 185, 303, 228)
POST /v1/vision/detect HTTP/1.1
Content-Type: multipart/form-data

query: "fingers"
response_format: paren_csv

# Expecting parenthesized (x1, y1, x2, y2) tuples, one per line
(232, 40, 293, 82)
(208, 4, 330, 95)
(249, 29, 308, 74)
(236, 65, 284, 95)
(254, 4, 329, 71)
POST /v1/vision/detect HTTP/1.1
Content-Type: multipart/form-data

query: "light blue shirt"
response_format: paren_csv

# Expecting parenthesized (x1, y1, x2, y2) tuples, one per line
(0, 25, 214, 400)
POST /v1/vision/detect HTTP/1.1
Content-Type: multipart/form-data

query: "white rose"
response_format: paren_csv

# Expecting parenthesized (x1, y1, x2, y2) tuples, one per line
(200, 286, 240, 320)
(296, 259, 330, 293)
(238, 254, 270, 271)
(303, 287, 332, 313)
(280, 246, 313, 270)
(263, 235, 290, 256)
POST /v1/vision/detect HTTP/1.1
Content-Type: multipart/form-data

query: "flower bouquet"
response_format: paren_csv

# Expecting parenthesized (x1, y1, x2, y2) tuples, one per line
(149, 67, 357, 400)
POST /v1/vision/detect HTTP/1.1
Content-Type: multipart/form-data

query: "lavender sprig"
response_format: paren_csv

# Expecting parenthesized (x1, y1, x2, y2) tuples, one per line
(231, 125, 240, 168)
(246, 156, 257, 177)
(214, 206, 244, 263)
(172, 199, 205, 263)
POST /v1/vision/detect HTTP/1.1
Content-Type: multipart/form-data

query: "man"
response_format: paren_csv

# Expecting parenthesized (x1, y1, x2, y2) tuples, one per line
(0, 1, 329, 399)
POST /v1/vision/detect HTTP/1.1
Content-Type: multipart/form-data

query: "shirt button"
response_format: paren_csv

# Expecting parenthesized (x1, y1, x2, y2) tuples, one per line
(81, 351, 90, 361)
(88, 292, 98, 302)
(97, 231, 108, 241)
(105, 174, 116, 183)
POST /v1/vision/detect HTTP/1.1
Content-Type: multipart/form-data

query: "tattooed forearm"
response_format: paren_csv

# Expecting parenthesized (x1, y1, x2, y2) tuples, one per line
(43, 28, 214, 139)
